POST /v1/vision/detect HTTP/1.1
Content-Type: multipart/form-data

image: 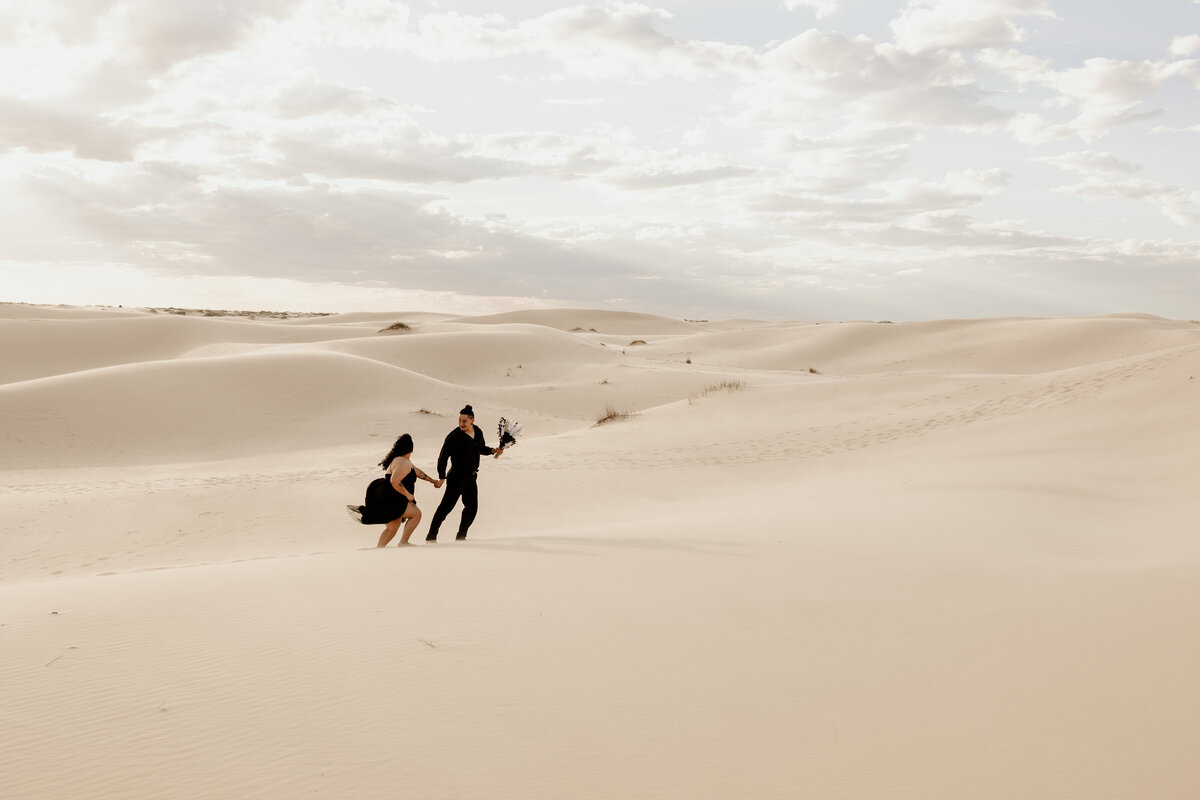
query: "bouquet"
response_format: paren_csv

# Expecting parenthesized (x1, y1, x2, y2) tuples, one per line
(497, 417, 523, 449)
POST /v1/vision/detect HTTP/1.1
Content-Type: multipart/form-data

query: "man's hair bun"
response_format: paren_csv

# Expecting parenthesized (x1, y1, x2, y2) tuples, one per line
(460, 404, 474, 417)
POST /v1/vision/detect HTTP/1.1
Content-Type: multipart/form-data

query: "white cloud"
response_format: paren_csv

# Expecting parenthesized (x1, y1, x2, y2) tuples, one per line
(1055, 177, 1200, 225)
(976, 47, 1053, 84)
(1168, 34, 1200, 56)
(995, 56, 1191, 142)
(890, 0, 1057, 54)
(0, 96, 141, 160)
(1, 1, 1199, 319)
(1037, 151, 1143, 176)
(344, 3, 757, 80)
(1040, 57, 1188, 141)
(750, 169, 1009, 225)
(736, 30, 1009, 129)
(770, 126, 918, 194)
(783, 0, 841, 18)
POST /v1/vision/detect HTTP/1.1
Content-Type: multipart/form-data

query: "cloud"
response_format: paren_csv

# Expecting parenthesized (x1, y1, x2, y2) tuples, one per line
(736, 30, 1010, 129)
(1040, 57, 1188, 140)
(0, 97, 140, 160)
(1037, 151, 1143, 176)
(770, 126, 918, 194)
(750, 169, 1008, 225)
(466, 126, 759, 190)
(279, 0, 412, 48)
(992, 55, 1190, 142)
(4, 158, 769, 314)
(1169, 34, 1200, 57)
(1055, 177, 1200, 225)
(890, 0, 1057, 54)
(975, 46, 1053, 84)
(782, 0, 841, 18)
(2, 1, 1199, 321)
(358, 4, 757, 80)
(607, 163, 758, 189)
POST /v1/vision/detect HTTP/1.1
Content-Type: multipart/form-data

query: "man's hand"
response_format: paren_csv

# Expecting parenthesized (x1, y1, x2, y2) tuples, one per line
(494, 447, 505, 459)
(434, 479, 445, 489)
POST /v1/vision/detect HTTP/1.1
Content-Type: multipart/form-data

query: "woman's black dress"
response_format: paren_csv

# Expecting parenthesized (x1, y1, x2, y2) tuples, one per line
(358, 467, 416, 524)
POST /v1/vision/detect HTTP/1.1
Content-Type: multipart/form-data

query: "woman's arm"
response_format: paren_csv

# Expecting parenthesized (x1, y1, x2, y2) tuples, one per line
(389, 460, 417, 501)
(413, 466, 439, 485)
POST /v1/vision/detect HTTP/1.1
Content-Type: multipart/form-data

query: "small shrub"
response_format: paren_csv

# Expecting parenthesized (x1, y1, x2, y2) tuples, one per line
(628, 339, 647, 346)
(809, 367, 821, 374)
(690, 379, 745, 403)
(595, 403, 635, 425)
(379, 321, 412, 333)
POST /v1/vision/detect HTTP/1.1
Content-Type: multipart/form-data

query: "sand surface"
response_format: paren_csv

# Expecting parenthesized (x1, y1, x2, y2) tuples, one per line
(3, 302, 1200, 798)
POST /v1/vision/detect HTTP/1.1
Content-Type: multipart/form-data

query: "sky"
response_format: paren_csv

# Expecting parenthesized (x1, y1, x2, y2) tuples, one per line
(1, 0, 1198, 320)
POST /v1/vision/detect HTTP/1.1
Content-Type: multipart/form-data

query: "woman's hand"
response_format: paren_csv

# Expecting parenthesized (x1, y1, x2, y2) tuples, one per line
(434, 479, 445, 489)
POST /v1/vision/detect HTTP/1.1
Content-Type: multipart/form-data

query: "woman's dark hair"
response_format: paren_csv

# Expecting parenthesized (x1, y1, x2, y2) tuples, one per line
(460, 404, 474, 418)
(379, 433, 414, 470)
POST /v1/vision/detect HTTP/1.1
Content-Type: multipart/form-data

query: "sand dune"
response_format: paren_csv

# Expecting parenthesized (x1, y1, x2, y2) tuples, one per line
(452, 308, 707, 335)
(662, 315, 1200, 376)
(3, 304, 1200, 799)
(0, 311, 378, 385)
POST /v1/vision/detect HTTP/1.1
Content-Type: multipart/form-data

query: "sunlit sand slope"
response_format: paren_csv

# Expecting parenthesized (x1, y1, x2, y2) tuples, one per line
(3, 306, 1199, 799)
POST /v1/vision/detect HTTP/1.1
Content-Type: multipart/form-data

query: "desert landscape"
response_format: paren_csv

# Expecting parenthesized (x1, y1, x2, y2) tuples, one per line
(3, 301, 1200, 799)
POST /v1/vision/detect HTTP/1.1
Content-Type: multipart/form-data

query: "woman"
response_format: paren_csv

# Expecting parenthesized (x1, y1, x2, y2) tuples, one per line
(348, 433, 443, 547)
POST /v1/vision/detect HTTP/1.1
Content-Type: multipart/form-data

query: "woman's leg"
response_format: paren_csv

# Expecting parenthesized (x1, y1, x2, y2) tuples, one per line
(398, 505, 423, 545)
(377, 518, 402, 548)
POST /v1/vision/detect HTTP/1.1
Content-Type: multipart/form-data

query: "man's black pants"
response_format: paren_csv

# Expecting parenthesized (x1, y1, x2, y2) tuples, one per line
(427, 473, 478, 541)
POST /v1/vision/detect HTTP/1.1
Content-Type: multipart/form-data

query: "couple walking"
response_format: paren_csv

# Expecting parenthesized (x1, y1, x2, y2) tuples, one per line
(348, 405, 505, 546)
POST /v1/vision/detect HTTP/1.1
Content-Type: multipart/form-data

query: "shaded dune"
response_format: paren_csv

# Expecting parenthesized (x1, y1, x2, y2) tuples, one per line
(451, 308, 705, 335)
(653, 315, 1200, 375)
(0, 350, 456, 469)
(322, 324, 616, 385)
(0, 313, 373, 384)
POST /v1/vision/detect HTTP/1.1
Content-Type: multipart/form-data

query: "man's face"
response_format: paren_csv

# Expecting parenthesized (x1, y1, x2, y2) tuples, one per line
(458, 414, 473, 432)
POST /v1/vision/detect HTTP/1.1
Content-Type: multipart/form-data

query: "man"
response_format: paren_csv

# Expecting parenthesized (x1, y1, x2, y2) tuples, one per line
(426, 404, 504, 542)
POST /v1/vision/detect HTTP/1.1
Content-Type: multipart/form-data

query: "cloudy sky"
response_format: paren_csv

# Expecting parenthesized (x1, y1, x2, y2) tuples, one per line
(1, 0, 1198, 319)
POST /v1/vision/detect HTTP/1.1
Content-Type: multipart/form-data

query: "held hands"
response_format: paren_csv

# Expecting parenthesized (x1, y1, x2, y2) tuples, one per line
(434, 478, 445, 489)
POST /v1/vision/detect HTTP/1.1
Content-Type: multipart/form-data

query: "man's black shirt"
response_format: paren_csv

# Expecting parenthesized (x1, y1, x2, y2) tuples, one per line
(437, 426, 495, 480)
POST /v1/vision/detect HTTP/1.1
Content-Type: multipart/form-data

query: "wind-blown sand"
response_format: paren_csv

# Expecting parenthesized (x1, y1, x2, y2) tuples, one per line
(3, 302, 1200, 798)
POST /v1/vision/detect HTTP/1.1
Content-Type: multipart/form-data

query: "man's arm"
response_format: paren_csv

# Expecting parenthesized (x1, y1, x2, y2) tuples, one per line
(477, 428, 504, 458)
(476, 428, 498, 456)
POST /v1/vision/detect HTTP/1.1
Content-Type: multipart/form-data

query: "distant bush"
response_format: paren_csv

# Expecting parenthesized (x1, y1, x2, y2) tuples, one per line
(595, 403, 636, 425)
(628, 339, 647, 346)
(689, 379, 745, 404)
(379, 321, 412, 333)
